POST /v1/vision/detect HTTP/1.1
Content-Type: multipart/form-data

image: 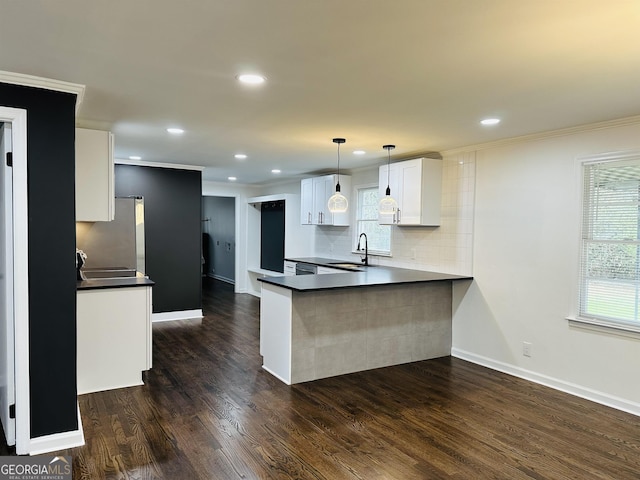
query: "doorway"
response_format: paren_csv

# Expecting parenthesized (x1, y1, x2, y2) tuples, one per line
(202, 196, 236, 284)
(0, 108, 29, 454)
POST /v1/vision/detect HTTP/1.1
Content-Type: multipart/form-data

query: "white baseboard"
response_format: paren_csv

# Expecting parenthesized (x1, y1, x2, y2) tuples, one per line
(78, 379, 144, 396)
(151, 309, 203, 323)
(262, 366, 291, 385)
(451, 348, 640, 417)
(209, 273, 235, 285)
(27, 404, 85, 455)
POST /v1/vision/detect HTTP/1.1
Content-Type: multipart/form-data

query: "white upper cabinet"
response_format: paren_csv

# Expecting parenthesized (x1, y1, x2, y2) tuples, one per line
(379, 157, 442, 226)
(75, 128, 114, 222)
(300, 178, 314, 225)
(300, 174, 351, 226)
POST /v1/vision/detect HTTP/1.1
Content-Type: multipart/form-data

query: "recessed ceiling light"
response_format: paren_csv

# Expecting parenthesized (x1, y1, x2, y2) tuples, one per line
(271, 169, 281, 174)
(228, 176, 237, 181)
(353, 150, 366, 155)
(237, 74, 266, 85)
(167, 127, 185, 134)
(234, 154, 247, 160)
(129, 155, 142, 160)
(480, 118, 500, 126)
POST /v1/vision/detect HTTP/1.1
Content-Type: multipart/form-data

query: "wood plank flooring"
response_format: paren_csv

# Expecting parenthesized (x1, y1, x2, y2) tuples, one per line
(6, 278, 640, 478)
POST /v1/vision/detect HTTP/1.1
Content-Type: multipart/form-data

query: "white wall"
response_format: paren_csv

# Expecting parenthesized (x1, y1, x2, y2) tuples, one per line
(202, 181, 258, 293)
(257, 180, 315, 257)
(452, 120, 640, 414)
(205, 179, 316, 295)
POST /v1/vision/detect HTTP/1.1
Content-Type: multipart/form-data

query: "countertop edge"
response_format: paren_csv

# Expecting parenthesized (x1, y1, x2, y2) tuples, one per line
(77, 277, 155, 291)
(259, 275, 472, 292)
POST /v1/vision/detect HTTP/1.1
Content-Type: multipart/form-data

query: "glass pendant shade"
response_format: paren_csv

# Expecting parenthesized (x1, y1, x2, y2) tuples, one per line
(379, 187, 398, 214)
(328, 138, 348, 213)
(328, 189, 348, 213)
(379, 144, 397, 213)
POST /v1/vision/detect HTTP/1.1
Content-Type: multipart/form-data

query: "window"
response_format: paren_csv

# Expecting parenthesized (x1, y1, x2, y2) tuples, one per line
(579, 155, 640, 329)
(354, 186, 391, 255)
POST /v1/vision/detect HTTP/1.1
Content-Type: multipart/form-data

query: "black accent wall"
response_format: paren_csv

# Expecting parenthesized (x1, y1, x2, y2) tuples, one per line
(115, 165, 202, 313)
(260, 200, 285, 273)
(0, 83, 78, 437)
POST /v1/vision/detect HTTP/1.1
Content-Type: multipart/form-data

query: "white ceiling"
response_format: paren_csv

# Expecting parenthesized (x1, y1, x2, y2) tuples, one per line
(2, 1, 640, 184)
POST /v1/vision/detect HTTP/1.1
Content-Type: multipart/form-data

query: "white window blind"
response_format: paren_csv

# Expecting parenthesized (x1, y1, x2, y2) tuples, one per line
(579, 157, 640, 327)
(355, 186, 391, 255)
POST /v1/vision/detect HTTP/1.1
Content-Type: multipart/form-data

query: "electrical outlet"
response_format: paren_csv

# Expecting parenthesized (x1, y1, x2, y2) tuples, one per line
(329, 243, 334, 252)
(523, 342, 532, 357)
(411, 248, 416, 259)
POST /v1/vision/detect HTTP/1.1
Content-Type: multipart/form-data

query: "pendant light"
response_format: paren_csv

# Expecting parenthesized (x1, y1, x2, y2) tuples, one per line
(379, 144, 398, 214)
(328, 138, 348, 213)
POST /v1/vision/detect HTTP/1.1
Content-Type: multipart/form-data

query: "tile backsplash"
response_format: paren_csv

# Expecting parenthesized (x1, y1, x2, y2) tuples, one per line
(313, 153, 475, 276)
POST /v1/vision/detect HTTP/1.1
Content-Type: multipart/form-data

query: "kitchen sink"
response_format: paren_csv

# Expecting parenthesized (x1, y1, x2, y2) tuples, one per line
(328, 262, 367, 269)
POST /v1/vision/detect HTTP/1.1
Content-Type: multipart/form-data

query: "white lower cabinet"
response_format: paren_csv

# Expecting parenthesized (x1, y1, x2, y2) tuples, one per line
(284, 260, 297, 276)
(77, 286, 152, 394)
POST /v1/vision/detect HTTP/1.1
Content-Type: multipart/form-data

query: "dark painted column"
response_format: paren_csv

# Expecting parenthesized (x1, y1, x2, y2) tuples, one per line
(0, 83, 78, 438)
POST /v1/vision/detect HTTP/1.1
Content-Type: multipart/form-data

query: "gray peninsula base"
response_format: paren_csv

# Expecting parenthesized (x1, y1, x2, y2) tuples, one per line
(260, 281, 453, 384)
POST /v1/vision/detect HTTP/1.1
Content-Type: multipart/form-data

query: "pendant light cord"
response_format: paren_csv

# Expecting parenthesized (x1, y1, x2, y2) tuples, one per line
(387, 147, 390, 188)
(337, 141, 341, 180)
(333, 138, 346, 192)
(384, 144, 395, 195)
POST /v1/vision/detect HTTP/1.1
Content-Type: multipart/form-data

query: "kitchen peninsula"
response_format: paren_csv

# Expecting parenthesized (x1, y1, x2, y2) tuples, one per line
(258, 258, 472, 385)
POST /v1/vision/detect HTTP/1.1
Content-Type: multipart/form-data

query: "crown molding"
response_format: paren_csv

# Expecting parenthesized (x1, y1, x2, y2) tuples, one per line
(441, 115, 640, 157)
(115, 158, 206, 171)
(0, 70, 85, 113)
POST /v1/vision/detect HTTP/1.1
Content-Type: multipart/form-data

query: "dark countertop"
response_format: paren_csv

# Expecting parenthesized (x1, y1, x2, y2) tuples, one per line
(260, 257, 472, 292)
(77, 271, 155, 291)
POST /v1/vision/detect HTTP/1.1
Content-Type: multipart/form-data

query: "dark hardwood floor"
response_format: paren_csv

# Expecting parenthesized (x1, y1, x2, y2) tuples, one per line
(4, 278, 639, 478)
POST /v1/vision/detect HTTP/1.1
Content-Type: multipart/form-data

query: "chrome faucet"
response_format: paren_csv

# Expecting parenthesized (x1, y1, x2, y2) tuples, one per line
(357, 232, 369, 266)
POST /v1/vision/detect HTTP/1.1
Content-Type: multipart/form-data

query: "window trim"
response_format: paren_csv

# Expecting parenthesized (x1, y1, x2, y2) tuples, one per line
(566, 315, 640, 339)
(573, 150, 640, 335)
(352, 183, 392, 257)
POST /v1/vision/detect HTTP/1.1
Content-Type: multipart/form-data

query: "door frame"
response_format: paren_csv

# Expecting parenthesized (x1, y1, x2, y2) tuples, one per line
(0, 107, 30, 454)
(0, 121, 16, 446)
